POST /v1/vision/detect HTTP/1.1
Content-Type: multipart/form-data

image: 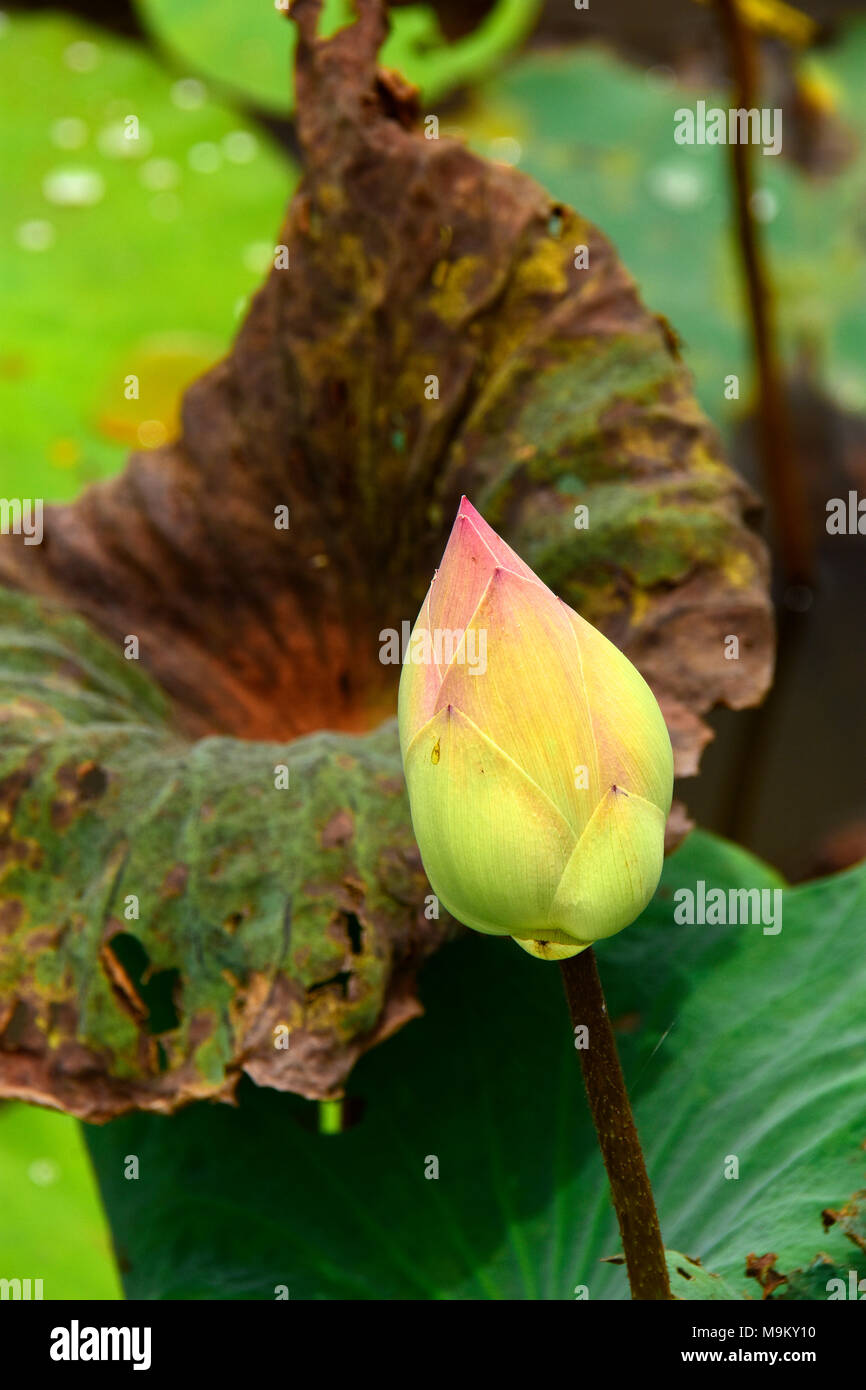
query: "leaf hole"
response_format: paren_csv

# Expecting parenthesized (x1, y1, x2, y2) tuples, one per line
(107, 932, 181, 1034)
(343, 911, 363, 954)
(308, 969, 353, 998)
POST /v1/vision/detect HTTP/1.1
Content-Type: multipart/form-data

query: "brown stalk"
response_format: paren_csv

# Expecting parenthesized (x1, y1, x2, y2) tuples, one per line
(560, 948, 673, 1300)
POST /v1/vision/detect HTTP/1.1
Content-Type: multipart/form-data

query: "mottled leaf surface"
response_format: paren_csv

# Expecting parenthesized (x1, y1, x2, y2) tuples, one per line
(0, 590, 451, 1118)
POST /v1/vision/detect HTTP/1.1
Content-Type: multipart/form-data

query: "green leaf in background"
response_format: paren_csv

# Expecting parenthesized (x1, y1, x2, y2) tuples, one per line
(664, 1251, 743, 1301)
(135, 0, 542, 114)
(85, 832, 866, 1300)
(0, 14, 297, 502)
(0, 1102, 120, 1299)
(775, 1250, 866, 1300)
(454, 20, 866, 428)
(767, 1184, 866, 1299)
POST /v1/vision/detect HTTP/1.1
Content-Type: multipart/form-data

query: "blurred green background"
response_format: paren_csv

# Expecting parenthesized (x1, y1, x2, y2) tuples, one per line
(0, 1101, 121, 1297)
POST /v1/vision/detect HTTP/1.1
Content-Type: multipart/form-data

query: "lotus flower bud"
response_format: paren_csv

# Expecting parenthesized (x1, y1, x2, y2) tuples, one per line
(398, 498, 673, 960)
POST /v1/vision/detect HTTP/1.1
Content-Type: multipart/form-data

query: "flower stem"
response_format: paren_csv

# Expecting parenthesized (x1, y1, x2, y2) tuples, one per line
(714, 0, 814, 589)
(560, 948, 672, 1300)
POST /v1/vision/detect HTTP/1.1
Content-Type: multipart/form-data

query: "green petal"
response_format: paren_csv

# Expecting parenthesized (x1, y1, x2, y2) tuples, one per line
(511, 936, 589, 961)
(436, 569, 600, 832)
(569, 610, 674, 816)
(404, 704, 574, 936)
(548, 784, 666, 943)
(397, 587, 442, 755)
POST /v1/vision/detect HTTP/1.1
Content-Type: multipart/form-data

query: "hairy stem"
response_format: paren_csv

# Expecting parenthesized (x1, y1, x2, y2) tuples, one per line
(560, 948, 672, 1300)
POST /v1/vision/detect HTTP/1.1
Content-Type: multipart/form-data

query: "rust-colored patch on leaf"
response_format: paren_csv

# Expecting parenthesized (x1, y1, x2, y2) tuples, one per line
(76, 760, 109, 801)
(51, 758, 109, 830)
(821, 1191, 866, 1253)
(0, 898, 24, 936)
(99, 940, 149, 1027)
(320, 809, 354, 849)
(745, 1252, 788, 1299)
(160, 864, 189, 899)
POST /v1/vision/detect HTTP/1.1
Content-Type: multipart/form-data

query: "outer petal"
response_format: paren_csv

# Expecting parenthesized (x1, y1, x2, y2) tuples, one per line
(512, 935, 589, 961)
(436, 568, 600, 832)
(568, 609, 674, 817)
(547, 784, 666, 944)
(456, 499, 543, 586)
(403, 703, 574, 936)
(427, 499, 542, 655)
(397, 587, 442, 754)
